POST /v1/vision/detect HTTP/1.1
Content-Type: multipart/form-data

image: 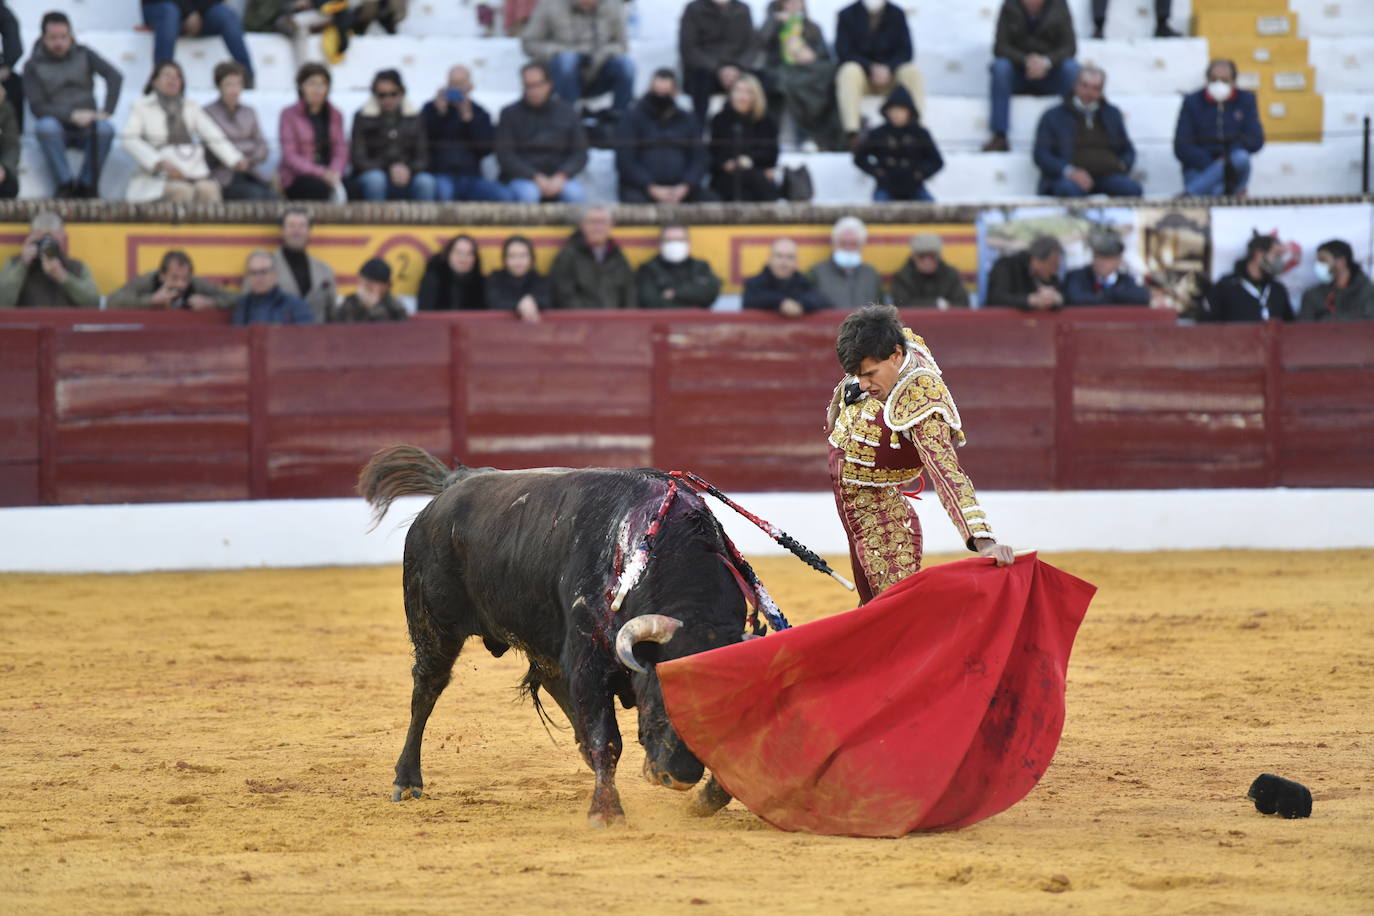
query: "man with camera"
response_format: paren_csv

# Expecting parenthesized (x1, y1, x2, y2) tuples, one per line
(0, 211, 99, 308)
(107, 250, 235, 311)
(419, 65, 512, 202)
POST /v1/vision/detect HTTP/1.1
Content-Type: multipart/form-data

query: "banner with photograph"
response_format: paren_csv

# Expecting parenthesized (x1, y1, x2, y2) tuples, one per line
(1209, 203, 1374, 302)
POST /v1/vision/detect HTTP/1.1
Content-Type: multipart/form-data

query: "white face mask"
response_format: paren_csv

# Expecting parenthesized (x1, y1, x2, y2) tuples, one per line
(833, 249, 863, 270)
(1313, 261, 1332, 284)
(1207, 80, 1233, 102)
(862, 0, 885, 11)
(661, 240, 690, 264)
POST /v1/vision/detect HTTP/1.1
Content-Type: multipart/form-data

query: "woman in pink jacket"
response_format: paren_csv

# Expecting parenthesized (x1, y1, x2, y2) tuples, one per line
(278, 62, 348, 200)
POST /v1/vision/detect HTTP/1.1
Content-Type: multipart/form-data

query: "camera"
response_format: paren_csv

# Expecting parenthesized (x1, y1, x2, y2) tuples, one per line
(37, 235, 61, 260)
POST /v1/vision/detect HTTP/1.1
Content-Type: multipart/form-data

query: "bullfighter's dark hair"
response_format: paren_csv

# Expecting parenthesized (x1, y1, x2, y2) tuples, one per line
(159, 250, 192, 274)
(836, 305, 906, 376)
(1317, 239, 1357, 274)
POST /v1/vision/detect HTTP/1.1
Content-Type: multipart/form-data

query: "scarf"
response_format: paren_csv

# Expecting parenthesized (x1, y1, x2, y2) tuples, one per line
(156, 91, 193, 145)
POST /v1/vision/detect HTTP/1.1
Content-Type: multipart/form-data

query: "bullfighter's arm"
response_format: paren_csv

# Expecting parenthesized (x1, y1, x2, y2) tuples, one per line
(905, 417, 993, 550)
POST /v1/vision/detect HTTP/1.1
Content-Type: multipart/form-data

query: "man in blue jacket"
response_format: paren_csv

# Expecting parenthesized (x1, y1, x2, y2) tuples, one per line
(419, 65, 514, 202)
(615, 68, 717, 203)
(1064, 231, 1150, 305)
(1033, 65, 1141, 197)
(232, 251, 315, 325)
(1174, 59, 1264, 197)
(834, 0, 924, 147)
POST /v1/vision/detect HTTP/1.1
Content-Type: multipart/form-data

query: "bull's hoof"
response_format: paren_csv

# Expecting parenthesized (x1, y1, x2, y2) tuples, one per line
(688, 778, 732, 817)
(587, 809, 626, 828)
(391, 784, 423, 802)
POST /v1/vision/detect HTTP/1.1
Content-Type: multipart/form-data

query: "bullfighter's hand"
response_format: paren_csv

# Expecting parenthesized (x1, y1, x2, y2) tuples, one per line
(975, 538, 1015, 567)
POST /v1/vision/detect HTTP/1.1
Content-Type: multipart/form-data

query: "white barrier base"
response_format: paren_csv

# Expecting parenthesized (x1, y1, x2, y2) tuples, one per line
(2, 489, 1372, 574)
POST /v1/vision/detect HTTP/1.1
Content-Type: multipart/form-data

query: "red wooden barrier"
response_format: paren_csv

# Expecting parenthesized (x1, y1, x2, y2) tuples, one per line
(1, 309, 1368, 508)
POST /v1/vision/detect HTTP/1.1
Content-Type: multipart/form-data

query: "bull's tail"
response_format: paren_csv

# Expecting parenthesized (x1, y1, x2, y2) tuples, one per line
(357, 445, 457, 529)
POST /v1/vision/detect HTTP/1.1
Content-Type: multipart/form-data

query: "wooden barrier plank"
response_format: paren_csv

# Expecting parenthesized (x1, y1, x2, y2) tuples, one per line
(0, 330, 42, 465)
(265, 413, 450, 498)
(1072, 324, 1266, 370)
(268, 365, 451, 416)
(55, 457, 250, 503)
(1073, 367, 1267, 412)
(55, 330, 248, 377)
(1279, 323, 1374, 368)
(58, 375, 250, 420)
(0, 463, 40, 506)
(264, 323, 448, 371)
(55, 417, 250, 460)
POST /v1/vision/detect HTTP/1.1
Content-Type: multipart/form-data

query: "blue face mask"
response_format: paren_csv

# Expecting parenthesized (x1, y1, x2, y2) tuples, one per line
(833, 250, 863, 270)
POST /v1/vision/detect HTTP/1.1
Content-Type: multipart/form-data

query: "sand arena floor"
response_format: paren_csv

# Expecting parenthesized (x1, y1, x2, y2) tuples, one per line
(1, 550, 1371, 914)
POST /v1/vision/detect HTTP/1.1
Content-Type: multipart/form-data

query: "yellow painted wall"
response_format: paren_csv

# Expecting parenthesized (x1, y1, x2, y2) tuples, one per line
(0, 222, 977, 297)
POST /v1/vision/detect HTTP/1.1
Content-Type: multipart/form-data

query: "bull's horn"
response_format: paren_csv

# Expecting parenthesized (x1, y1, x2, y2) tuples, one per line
(614, 614, 684, 673)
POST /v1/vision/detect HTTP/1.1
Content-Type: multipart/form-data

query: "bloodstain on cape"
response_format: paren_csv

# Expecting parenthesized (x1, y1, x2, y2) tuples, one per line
(657, 553, 1095, 837)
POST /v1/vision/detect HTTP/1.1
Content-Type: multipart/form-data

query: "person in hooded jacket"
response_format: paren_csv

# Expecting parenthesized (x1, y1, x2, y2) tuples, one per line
(615, 68, 717, 203)
(1033, 64, 1140, 197)
(1202, 234, 1293, 322)
(852, 85, 941, 202)
(709, 73, 779, 202)
(1174, 58, 1263, 197)
(418, 234, 486, 311)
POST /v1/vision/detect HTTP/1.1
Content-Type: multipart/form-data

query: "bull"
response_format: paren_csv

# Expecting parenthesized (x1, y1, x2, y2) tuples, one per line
(358, 445, 748, 826)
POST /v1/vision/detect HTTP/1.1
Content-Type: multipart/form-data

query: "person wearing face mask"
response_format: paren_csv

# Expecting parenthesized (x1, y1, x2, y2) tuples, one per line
(1174, 59, 1264, 197)
(1202, 234, 1293, 323)
(1033, 65, 1141, 198)
(833, 0, 924, 149)
(1298, 239, 1374, 322)
(330, 257, 408, 322)
(807, 216, 885, 310)
(636, 224, 722, 310)
(615, 68, 717, 203)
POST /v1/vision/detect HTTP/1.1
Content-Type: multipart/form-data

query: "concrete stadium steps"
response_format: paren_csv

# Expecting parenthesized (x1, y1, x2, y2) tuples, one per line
(396, 0, 488, 38)
(1290, 0, 1374, 37)
(77, 30, 298, 94)
(7, 0, 143, 36)
(1308, 38, 1374, 94)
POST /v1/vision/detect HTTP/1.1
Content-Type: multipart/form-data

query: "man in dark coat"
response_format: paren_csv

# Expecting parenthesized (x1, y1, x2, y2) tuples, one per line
(678, 0, 755, 127)
(497, 61, 589, 203)
(891, 233, 968, 308)
(985, 234, 1065, 310)
(1202, 234, 1293, 322)
(637, 224, 721, 309)
(330, 257, 409, 322)
(615, 68, 717, 203)
(1034, 65, 1141, 197)
(349, 68, 436, 200)
(1298, 239, 1374, 322)
(983, 0, 1079, 152)
(232, 251, 315, 325)
(742, 238, 829, 316)
(853, 86, 941, 202)
(107, 250, 235, 311)
(420, 65, 513, 202)
(834, 0, 923, 145)
(549, 206, 636, 309)
(1174, 58, 1264, 196)
(1063, 231, 1150, 305)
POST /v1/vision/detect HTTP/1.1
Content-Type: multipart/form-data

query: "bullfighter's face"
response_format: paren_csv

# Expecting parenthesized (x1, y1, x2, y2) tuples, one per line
(855, 346, 905, 401)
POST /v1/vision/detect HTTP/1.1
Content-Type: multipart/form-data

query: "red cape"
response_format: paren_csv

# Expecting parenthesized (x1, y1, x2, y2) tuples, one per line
(658, 553, 1095, 837)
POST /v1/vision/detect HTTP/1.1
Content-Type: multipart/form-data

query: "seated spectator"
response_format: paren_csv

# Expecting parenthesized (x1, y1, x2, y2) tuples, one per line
(550, 206, 635, 309)
(982, 0, 1079, 152)
(204, 62, 276, 201)
(124, 60, 244, 203)
(637, 224, 722, 309)
(853, 86, 941, 202)
(521, 0, 634, 113)
(0, 80, 17, 199)
(279, 62, 348, 202)
(141, 1, 255, 88)
(808, 217, 884, 309)
(743, 238, 827, 316)
(1175, 59, 1263, 197)
(107, 250, 234, 310)
(1063, 231, 1150, 305)
(24, 12, 121, 199)
(710, 73, 780, 203)
(1092, 0, 1177, 39)
(834, 0, 925, 148)
(496, 62, 589, 203)
(1034, 65, 1140, 198)
(330, 258, 408, 322)
(986, 234, 1065, 310)
(350, 69, 436, 201)
(891, 233, 969, 308)
(1299, 239, 1374, 322)
(679, 0, 755, 126)
(421, 66, 513, 203)
(616, 69, 716, 203)
(0, 211, 99, 308)
(756, 0, 842, 151)
(486, 235, 550, 322)
(0, 0, 24, 131)
(233, 250, 314, 325)
(1201, 234, 1293, 322)
(273, 209, 337, 321)
(419, 234, 486, 311)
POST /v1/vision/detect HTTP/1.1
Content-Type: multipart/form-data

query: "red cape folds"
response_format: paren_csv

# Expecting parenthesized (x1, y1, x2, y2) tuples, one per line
(657, 553, 1095, 837)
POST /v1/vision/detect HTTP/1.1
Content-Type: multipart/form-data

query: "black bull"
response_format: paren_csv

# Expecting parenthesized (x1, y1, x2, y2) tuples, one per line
(359, 446, 746, 826)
